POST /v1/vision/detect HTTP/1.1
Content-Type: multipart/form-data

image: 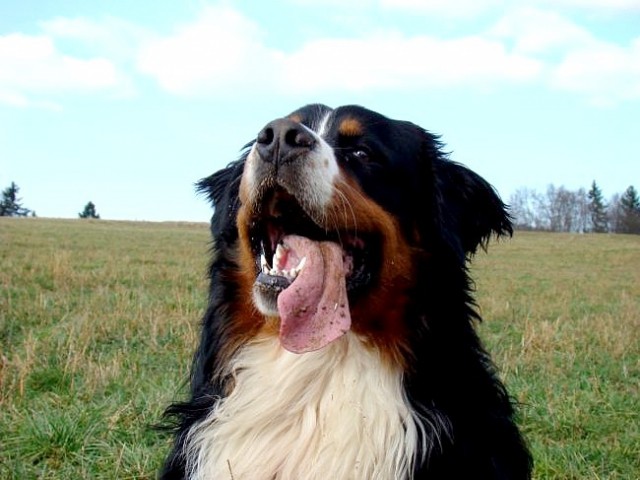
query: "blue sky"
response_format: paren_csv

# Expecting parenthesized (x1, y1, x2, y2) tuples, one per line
(1, 0, 639, 221)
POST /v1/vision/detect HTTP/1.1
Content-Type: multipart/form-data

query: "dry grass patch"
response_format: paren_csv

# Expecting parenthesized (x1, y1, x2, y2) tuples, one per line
(473, 232, 640, 479)
(1, 220, 638, 479)
(1, 218, 208, 478)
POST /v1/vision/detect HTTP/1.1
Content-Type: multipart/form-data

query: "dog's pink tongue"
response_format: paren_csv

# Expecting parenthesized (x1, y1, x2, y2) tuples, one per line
(277, 235, 350, 354)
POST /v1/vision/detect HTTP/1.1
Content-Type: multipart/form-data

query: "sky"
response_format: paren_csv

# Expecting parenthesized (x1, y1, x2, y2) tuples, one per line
(1, 0, 639, 222)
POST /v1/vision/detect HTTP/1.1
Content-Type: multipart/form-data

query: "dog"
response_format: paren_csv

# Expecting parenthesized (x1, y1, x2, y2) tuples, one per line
(161, 104, 532, 479)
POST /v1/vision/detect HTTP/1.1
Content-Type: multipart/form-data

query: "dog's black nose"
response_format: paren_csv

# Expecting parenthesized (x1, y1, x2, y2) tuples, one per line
(255, 118, 316, 164)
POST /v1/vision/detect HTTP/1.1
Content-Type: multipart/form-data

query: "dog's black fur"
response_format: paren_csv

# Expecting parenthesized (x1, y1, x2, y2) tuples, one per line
(161, 104, 532, 479)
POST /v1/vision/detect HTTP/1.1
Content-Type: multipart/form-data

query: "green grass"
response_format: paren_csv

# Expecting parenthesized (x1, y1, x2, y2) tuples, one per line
(473, 232, 640, 479)
(1, 218, 207, 479)
(1, 219, 639, 479)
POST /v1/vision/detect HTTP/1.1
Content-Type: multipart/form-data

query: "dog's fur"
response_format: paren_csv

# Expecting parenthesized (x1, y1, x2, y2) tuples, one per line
(161, 104, 532, 479)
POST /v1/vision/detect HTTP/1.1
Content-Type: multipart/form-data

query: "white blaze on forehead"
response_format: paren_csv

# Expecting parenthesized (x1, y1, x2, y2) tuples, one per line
(299, 110, 340, 200)
(314, 110, 333, 139)
(288, 130, 338, 213)
(303, 121, 340, 180)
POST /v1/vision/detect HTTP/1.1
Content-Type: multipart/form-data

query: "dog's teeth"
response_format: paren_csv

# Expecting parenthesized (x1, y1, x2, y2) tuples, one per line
(292, 256, 306, 274)
(273, 246, 283, 268)
(260, 253, 271, 274)
(262, 247, 304, 280)
(272, 242, 292, 274)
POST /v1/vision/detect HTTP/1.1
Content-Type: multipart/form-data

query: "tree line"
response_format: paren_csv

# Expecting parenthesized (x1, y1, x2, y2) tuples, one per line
(2, 180, 639, 234)
(509, 181, 640, 234)
(1, 182, 99, 219)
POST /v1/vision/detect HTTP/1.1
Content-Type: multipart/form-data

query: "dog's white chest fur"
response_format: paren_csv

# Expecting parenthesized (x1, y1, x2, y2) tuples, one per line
(185, 333, 426, 480)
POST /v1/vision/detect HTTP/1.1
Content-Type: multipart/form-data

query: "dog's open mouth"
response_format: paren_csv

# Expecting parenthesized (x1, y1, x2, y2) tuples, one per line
(248, 189, 378, 353)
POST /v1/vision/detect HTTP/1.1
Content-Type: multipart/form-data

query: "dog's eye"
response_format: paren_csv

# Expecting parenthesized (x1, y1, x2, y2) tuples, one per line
(348, 149, 369, 162)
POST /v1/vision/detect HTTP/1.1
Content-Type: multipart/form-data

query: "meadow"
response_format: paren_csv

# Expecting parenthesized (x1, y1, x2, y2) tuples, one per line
(1, 218, 638, 479)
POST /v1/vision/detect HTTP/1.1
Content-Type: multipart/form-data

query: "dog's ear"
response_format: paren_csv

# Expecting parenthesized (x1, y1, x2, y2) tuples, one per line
(432, 158, 512, 259)
(196, 160, 243, 208)
(196, 142, 253, 208)
(196, 155, 247, 242)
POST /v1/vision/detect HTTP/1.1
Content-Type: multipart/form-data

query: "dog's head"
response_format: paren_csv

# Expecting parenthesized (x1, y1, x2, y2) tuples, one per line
(199, 104, 511, 357)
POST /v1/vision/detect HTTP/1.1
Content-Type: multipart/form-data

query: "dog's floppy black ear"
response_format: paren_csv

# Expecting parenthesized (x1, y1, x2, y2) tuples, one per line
(432, 158, 512, 258)
(196, 142, 253, 207)
(196, 156, 247, 242)
(196, 160, 243, 208)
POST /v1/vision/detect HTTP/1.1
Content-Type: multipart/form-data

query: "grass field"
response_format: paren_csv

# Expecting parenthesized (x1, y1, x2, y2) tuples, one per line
(1, 218, 639, 479)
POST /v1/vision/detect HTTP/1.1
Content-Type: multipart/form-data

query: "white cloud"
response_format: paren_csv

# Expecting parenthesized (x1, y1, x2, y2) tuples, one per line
(551, 38, 640, 104)
(380, 0, 503, 17)
(3, 3, 639, 107)
(281, 33, 541, 93)
(290, 0, 504, 17)
(0, 89, 62, 110)
(39, 16, 150, 64)
(41, 17, 111, 41)
(292, 0, 640, 13)
(490, 7, 640, 102)
(0, 31, 131, 108)
(137, 5, 283, 95)
(490, 7, 595, 54)
(380, 0, 640, 14)
(288, 0, 373, 6)
(135, 5, 541, 96)
(535, 0, 640, 11)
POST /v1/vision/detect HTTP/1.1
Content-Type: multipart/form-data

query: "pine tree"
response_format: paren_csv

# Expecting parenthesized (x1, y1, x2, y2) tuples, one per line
(587, 181, 608, 233)
(0, 182, 31, 217)
(79, 201, 100, 219)
(618, 186, 640, 234)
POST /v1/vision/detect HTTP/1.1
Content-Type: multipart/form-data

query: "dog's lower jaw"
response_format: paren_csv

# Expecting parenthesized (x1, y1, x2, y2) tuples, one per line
(183, 332, 435, 480)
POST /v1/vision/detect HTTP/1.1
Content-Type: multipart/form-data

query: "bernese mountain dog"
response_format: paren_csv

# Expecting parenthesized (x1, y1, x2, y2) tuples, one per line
(161, 104, 532, 479)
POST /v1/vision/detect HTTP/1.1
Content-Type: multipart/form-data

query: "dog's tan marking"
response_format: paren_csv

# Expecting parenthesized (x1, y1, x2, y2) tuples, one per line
(338, 117, 364, 137)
